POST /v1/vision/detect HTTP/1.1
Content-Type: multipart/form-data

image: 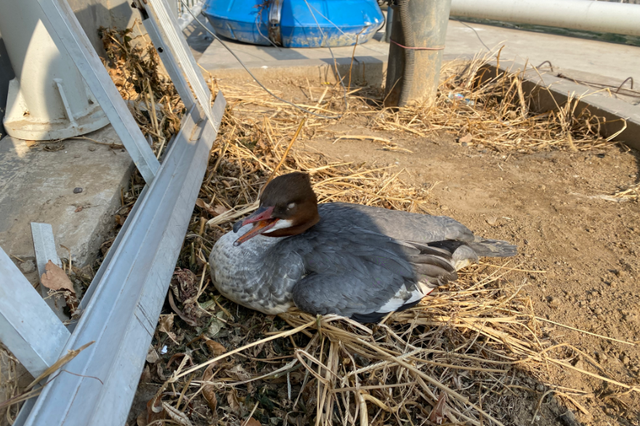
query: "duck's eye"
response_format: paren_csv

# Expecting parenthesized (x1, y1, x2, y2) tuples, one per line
(287, 202, 296, 210)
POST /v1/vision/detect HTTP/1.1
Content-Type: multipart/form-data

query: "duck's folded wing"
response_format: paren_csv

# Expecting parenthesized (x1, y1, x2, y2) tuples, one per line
(319, 203, 476, 244)
(286, 225, 458, 322)
(291, 269, 408, 321)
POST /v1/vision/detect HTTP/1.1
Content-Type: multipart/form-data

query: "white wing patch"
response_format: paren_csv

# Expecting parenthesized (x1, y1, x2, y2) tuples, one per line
(376, 284, 432, 314)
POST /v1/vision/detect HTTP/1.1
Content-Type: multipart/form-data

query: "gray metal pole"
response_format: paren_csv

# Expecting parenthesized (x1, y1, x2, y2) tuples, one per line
(385, 0, 451, 107)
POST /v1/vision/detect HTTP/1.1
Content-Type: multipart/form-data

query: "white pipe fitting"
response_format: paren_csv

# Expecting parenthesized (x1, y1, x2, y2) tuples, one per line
(0, 0, 109, 140)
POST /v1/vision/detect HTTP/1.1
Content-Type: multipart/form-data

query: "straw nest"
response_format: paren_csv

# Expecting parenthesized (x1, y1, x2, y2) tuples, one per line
(7, 25, 635, 426)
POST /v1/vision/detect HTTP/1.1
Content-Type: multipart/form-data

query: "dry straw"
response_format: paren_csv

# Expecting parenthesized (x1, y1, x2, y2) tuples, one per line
(5, 25, 628, 426)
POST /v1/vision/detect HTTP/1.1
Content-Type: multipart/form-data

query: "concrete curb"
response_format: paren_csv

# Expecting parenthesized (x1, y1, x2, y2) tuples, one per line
(478, 60, 640, 151)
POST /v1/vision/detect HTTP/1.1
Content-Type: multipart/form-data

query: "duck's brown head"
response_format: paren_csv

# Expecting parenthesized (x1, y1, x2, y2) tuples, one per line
(233, 172, 320, 246)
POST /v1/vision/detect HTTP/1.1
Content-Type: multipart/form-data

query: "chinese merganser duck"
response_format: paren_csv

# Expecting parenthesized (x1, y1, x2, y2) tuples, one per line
(210, 172, 516, 323)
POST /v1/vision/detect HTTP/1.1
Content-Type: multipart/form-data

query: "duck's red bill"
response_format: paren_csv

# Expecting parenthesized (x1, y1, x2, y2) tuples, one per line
(234, 218, 279, 246)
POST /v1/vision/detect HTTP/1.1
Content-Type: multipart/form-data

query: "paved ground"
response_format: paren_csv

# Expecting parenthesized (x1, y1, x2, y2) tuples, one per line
(187, 16, 640, 105)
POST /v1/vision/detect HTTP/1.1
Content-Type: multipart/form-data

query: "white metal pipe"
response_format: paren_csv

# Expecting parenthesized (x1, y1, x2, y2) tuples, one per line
(450, 0, 640, 37)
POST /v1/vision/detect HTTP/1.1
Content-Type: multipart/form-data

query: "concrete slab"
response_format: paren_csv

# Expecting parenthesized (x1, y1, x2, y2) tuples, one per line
(0, 124, 133, 267)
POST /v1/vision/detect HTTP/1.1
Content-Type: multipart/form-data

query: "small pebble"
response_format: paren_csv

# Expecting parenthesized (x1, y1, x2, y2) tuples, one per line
(20, 260, 36, 274)
(593, 307, 603, 315)
(73, 187, 83, 194)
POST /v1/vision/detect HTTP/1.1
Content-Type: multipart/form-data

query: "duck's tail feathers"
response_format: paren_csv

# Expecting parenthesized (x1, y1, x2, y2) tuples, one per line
(468, 238, 518, 258)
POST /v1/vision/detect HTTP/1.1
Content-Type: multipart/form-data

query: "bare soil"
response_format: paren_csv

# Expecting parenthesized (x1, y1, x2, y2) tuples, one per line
(298, 116, 640, 425)
(134, 73, 640, 425)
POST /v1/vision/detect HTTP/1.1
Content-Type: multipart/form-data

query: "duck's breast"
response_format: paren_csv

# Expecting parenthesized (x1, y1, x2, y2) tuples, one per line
(210, 227, 304, 314)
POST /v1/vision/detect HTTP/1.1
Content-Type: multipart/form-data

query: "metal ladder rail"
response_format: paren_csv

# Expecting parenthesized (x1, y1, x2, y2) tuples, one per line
(0, 0, 226, 424)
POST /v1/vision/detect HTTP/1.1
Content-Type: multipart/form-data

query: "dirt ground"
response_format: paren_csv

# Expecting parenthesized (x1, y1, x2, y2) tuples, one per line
(296, 116, 640, 425)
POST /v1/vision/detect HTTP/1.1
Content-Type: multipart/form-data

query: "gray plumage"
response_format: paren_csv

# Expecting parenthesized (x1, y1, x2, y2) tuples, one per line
(210, 202, 516, 322)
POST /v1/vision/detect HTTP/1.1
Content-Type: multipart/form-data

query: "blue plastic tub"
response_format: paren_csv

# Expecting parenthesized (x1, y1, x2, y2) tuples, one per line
(202, 0, 384, 48)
